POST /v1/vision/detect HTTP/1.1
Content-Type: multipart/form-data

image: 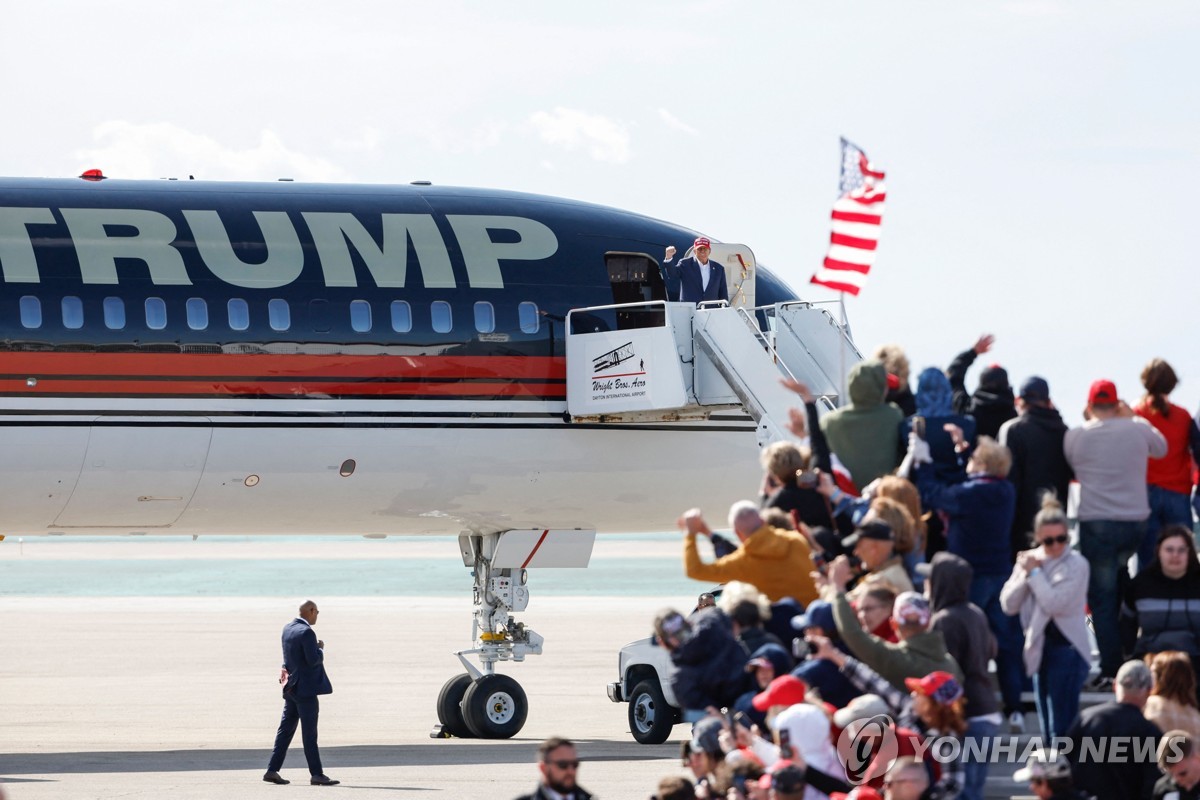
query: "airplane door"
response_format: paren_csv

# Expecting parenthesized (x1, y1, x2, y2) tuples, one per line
(606, 252, 666, 330)
(52, 419, 213, 528)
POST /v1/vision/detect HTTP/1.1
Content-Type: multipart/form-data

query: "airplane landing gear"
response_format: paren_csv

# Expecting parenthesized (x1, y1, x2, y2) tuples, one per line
(431, 529, 594, 739)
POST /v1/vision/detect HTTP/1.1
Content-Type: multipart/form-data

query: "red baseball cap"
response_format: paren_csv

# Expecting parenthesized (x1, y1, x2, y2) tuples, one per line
(1088, 379, 1118, 406)
(831, 788, 884, 800)
(693, 236, 712, 250)
(904, 671, 963, 706)
(751, 674, 807, 711)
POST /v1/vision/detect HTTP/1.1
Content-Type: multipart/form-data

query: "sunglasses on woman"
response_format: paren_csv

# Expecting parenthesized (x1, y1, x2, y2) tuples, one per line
(1040, 534, 1069, 546)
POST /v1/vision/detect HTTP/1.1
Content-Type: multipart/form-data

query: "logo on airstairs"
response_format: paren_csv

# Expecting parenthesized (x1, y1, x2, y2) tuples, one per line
(590, 341, 649, 402)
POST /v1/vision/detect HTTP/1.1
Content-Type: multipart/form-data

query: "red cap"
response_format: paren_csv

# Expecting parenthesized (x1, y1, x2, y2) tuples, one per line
(693, 236, 712, 250)
(751, 674, 807, 711)
(903, 671, 963, 706)
(1088, 379, 1118, 406)
(831, 788, 884, 800)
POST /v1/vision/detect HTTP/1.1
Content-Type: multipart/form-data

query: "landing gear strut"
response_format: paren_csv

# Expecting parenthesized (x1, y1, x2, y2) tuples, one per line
(431, 529, 594, 739)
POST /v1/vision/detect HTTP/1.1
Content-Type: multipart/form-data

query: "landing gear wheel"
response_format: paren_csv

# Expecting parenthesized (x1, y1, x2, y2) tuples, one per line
(461, 674, 528, 739)
(627, 678, 674, 744)
(436, 673, 474, 738)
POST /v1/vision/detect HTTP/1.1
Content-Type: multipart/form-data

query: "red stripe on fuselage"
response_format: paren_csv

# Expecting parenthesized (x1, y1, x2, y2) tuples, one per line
(0, 353, 567, 399)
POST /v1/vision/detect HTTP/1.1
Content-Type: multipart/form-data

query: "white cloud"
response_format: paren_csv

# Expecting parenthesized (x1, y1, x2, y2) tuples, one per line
(75, 121, 348, 182)
(527, 107, 631, 164)
(333, 126, 382, 153)
(657, 108, 699, 136)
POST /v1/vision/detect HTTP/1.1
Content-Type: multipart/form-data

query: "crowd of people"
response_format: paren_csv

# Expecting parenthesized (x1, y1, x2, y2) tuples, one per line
(638, 339, 1200, 800)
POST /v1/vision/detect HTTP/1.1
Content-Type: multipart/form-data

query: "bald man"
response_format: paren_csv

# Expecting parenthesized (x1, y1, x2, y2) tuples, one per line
(264, 600, 338, 786)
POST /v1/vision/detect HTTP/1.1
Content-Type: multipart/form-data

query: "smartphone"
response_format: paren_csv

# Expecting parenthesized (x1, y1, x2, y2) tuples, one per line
(912, 415, 926, 440)
(733, 711, 752, 731)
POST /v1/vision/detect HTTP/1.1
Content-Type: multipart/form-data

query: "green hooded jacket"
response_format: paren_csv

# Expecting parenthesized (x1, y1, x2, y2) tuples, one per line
(819, 360, 904, 488)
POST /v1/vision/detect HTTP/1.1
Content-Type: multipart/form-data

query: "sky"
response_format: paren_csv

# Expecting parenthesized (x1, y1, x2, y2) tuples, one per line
(2, 1, 1197, 416)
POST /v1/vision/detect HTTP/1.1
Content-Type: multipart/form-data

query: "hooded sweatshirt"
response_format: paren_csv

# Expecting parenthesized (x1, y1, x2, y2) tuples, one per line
(999, 404, 1073, 551)
(927, 553, 1001, 719)
(667, 606, 751, 711)
(900, 368, 977, 484)
(820, 361, 904, 489)
(947, 347, 1017, 439)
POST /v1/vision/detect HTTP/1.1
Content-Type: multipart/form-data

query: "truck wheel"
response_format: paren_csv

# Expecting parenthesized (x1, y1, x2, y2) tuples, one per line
(627, 678, 674, 744)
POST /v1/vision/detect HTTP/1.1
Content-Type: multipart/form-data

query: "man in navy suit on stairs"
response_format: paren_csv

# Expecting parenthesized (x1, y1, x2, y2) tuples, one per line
(263, 600, 339, 786)
(663, 236, 729, 305)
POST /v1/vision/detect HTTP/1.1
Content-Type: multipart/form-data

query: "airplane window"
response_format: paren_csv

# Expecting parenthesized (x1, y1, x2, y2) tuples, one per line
(145, 297, 167, 330)
(19, 296, 42, 329)
(228, 298, 249, 332)
(518, 301, 540, 334)
(473, 302, 495, 334)
(349, 300, 372, 333)
(62, 296, 84, 330)
(309, 299, 331, 333)
(103, 297, 126, 330)
(390, 300, 412, 333)
(269, 298, 291, 332)
(186, 298, 209, 331)
(431, 301, 452, 333)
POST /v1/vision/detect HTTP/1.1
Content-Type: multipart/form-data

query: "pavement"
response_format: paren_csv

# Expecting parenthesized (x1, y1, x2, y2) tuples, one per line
(0, 595, 693, 800)
(0, 536, 1072, 800)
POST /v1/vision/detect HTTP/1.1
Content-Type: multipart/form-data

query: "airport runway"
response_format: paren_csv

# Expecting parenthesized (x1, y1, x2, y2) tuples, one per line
(0, 534, 712, 799)
(0, 536, 1041, 799)
(0, 594, 694, 799)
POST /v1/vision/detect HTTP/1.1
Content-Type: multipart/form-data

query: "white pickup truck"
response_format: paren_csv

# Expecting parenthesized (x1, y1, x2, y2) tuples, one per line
(605, 636, 682, 744)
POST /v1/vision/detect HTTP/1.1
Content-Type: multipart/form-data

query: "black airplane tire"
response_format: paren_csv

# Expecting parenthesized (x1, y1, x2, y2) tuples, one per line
(435, 673, 475, 738)
(627, 678, 674, 744)
(461, 674, 528, 739)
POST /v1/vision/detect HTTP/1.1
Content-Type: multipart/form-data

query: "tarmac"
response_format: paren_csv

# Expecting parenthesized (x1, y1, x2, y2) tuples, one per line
(0, 536, 1049, 799)
(2, 592, 696, 800)
(0, 593, 691, 799)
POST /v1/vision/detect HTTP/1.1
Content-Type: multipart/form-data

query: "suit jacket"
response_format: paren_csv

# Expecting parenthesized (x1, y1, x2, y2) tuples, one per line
(669, 255, 728, 304)
(513, 784, 593, 800)
(281, 618, 333, 698)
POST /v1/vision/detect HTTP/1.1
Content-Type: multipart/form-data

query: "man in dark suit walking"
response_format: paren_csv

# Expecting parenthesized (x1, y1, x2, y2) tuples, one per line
(513, 737, 593, 800)
(263, 600, 339, 786)
(664, 236, 728, 305)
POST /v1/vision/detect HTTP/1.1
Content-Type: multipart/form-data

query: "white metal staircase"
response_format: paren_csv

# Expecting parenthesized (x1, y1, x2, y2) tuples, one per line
(565, 300, 861, 446)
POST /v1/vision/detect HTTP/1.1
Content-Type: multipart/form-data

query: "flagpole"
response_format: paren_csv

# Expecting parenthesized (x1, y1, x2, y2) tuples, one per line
(838, 292, 848, 407)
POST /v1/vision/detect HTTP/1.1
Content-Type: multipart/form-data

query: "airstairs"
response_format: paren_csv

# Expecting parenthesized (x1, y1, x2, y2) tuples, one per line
(565, 300, 862, 446)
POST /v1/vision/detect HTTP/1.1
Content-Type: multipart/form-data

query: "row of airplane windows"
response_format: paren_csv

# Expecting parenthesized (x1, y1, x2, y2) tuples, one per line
(14, 296, 544, 336)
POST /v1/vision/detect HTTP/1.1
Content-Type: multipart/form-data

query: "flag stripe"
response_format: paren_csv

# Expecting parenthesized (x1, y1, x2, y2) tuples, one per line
(825, 245, 875, 266)
(831, 210, 882, 225)
(810, 274, 864, 296)
(830, 220, 881, 240)
(822, 256, 872, 275)
(830, 233, 878, 251)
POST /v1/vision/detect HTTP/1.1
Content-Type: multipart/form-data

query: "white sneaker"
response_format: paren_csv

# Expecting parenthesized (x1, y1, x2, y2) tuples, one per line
(1008, 710, 1025, 733)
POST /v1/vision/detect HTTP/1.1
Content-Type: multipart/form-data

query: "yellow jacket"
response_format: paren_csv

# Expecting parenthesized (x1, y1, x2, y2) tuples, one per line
(683, 524, 818, 605)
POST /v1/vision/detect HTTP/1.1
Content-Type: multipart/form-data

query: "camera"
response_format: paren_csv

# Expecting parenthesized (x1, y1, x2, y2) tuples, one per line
(792, 637, 811, 660)
(796, 468, 820, 489)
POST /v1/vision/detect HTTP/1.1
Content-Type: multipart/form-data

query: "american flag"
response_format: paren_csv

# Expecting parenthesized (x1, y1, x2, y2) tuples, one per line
(810, 138, 886, 296)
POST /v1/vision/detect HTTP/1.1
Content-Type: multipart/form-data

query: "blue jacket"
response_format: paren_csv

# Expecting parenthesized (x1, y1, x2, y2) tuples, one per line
(917, 465, 1016, 576)
(281, 618, 333, 698)
(668, 256, 728, 305)
(667, 607, 749, 710)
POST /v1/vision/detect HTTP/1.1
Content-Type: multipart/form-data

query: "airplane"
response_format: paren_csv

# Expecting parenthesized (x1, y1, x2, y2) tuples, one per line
(0, 172, 860, 738)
